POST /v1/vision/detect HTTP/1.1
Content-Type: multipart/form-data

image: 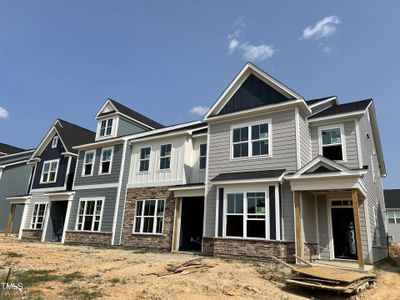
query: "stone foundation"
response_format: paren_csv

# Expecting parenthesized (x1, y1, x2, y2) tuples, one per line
(21, 229, 42, 241)
(304, 243, 318, 261)
(202, 237, 296, 263)
(64, 231, 112, 246)
(121, 186, 175, 250)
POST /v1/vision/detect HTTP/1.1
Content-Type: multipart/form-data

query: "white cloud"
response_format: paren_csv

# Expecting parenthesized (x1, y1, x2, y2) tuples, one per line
(189, 105, 209, 117)
(0, 106, 9, 119)
(323, 46, 332, 53)
(227, 17, 275, 62)
(301, 16, 341, 40)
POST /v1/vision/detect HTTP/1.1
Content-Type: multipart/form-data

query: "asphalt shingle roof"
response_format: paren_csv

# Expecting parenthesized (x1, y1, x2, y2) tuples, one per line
(211, 169, 286, 182)
(384, 189, 400, 209)
(309, 99, 372, 120)
(0, 142, 26, 155)
(56, 119, 96, 154)
(306, 96, 336, 106)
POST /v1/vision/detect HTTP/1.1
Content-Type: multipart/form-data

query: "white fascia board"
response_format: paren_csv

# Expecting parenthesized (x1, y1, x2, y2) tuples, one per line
(211, 177, 284, 186)
(169, 185, 205, 191)
(295, 156, 349, 175)
(0, 160, 29, 168)
(368, 103, 386, 177)
(285, 170, 366, 180)
(61, 152, 78, 157)
(129, 130, 191, 144)
(0, 150, 35, 159)
(74, 138, 125, 151)
(308, 97, 338, 108)
(308, 111, 365, 124)
(95, 99, 117, 119)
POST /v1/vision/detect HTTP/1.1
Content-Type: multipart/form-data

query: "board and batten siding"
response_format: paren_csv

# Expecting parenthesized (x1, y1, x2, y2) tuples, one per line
(67, 188, 118, 233)
(310, 120, 360, 169)
(74, 144, 124, 186)
(205, 109, 298, 239)
(117, 116, 149, 137)
(188, 136, 207, 184)
(128, 136, 187, 187)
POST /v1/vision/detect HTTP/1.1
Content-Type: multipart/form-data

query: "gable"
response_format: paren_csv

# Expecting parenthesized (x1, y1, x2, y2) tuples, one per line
(218, 74, 293, 116)
(306, 165, 335, 174)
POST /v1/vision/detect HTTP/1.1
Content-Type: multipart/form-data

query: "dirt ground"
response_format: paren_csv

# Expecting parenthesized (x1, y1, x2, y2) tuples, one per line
(1, 236, 400, 300)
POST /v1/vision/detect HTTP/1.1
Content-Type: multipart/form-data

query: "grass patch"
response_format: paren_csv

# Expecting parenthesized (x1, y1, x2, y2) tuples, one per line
(62, 271, 85, 283)
(1, 269, 59, 287)
(59, 286, 102, 300)
(2, 252, 23, 258)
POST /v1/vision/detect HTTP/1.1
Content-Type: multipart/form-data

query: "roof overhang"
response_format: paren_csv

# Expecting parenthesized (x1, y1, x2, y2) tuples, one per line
(7, 195, 32, 204)
(368, 102, 386, 177)
(74, 137, 125, 151)
(308, 111, 365, 124)
(169, 184, 205, 198)
(308, 96, 338, 108)
(44, 191, 75, 201)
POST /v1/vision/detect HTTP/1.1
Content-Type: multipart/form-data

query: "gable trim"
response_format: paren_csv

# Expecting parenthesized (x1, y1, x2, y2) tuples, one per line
(308, 96, 338, 108)
(294, 156, 349, 175)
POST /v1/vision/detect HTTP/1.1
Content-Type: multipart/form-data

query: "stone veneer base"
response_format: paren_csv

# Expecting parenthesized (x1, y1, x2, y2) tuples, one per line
(64, 231, 112, 246)
(21, 229, 42, 241)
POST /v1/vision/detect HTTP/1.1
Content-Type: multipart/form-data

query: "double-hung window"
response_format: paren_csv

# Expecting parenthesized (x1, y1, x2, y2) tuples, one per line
(199, 144, 207, 170)
(225, 192, 268, 239)
(99, 118, 113, 137)
(134, 199, 165, 234)
(76, 199, 103, 231)
(41, 160, 59, 183)
(388, 211, 400, 224)
(159, 144, 171, 170)
(139, 147, 151, 172)
(82, 150, 95, 176)
(31, 203, 47, 229)
(320, 125, 345, 161)
(99, 147, 113, 174)
(232, 122, 270, 158)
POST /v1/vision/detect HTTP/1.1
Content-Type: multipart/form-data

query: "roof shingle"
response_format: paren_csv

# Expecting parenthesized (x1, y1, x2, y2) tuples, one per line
(211, 169, 286, 182)
(309, 99, 372, 120)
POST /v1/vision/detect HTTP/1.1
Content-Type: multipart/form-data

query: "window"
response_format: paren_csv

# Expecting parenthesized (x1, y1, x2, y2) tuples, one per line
(99, 148, 113, 174)
(139, 147, 151, 172)
(320, 126, 344, 161)
(225, 192, 268, 239)
(41, 160, 59, 183)
(82, 150, 95, 176)
(76, 199, 103, 231)
(159, 144, 171, 170)
(134, 199, 165, 234)
(51, 136, 58, 148)
(232, 122, 270, 158)
(99, 118, 113, 137)
(31, 203, 47, 229)
(199, 144, 207, 169)
(388, 212, 400, 224)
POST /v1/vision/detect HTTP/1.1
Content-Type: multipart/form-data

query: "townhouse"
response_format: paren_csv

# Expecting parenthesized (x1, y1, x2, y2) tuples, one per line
(384, 189, 400, 242)
(4, 63, 387, 269)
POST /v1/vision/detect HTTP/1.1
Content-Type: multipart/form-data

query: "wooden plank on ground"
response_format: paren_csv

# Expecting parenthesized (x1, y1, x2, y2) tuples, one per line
(294, 266, 375, 284)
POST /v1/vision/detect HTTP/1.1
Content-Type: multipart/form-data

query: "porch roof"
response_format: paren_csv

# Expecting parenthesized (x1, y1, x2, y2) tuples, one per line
(169, 183, 205, 198)
(7, 195, 31, 204)
(211, 169, 285, 185)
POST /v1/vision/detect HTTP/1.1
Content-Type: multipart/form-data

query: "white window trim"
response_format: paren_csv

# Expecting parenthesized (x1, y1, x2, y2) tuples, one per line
(158, 143, 172, 171)
(138, 146, 151, 173)
(318, 123, 347, 162)
(96, 117, 118, 140)
(99, 146, 114, 175)
(222, 187, 270, 240)
(82, 150, 96, 177)
(230, 119, 272, 160)
(51, 136, 58, 148)
(199, 143, 207, 170)
(387, 211, 400, 224)
(75, 197, 105, 232)
(133, 199, 165, 235)
(40, 159, 60, 184)
(30, 203, 48, 229)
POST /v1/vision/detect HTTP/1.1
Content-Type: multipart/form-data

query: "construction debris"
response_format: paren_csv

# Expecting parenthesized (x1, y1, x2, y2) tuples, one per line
(271, 256, 376, 294)
(147, 258, 214, 277)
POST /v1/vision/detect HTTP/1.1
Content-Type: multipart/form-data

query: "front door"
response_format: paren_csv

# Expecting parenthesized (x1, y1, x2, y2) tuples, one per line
(331, 201, 358, 260)
(179, 197, 204, 251)
(45, 201, 68, 242)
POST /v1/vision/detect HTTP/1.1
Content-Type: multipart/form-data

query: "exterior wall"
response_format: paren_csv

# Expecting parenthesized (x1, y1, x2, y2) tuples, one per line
(64, 231, 112, 245)
(358, 112, 388, 262)
(387, 209, 400, 241)
(301, 192, 317, 244)
(128, 136, 187, 187)
(202, 237, 295, 263)
(189, 135, 207, 184)
(121, 186, 175, 250)
(22, 192, 49, 231)
(206, 109, 298, 238)
(299, 111, 312, 168)
(0, 163, 32, 232)
(21, 229, 42, 241)
(310, 120, 360, 169)
(117, 116, 148, 137)
(74, 144, 124, 186)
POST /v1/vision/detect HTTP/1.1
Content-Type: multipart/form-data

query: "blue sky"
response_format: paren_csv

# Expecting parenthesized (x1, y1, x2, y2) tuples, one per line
(0, 1, 399, 188)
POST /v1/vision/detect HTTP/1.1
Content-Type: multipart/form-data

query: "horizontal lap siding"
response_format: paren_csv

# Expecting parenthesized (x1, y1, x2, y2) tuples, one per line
(24, 192, 48, 229)
(388, 223, 400, 242)
(302, 192, 317, 244)
(317, 196, 330, 259)
(117, 117, 148, 137)
(68, 188, 118, 232)
(206, 109, 297, 238)
(74, 144, 123, 186)
(299, 112, 312, 167)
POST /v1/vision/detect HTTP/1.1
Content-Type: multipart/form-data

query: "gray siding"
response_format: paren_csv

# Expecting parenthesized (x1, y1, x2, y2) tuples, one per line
(205, 109, 297, 238)
(299, 112, 312, 168)
(67, 188, 118, 233)
(317, 195, 330, 259)
(302, 192, 317, 243)
(387, 212, 400, 241)
(358, 113, 387, 262)
(310, 120, 359, 169)
(74, 144, 124, 186)
(0, 163, 32, 232)
(117, 116, 148, 137)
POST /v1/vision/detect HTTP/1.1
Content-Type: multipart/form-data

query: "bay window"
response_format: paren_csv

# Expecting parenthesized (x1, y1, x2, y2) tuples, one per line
(232, 121, 270, 158)
(76, 199, 103, 231)
(134, 199, 165, 234)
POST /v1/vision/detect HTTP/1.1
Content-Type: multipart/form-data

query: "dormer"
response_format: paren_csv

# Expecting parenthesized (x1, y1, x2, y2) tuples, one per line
(95, 98, 164, 141)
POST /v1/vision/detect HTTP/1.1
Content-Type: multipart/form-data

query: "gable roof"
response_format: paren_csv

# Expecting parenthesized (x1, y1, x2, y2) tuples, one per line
(97, 98, 164, 130)
(308, 99, 372, 120)
(0, 142, 26, 155)
(204, 63, 308, 119)
(293, 156, 350, 175)
(384, 189, 400, 209)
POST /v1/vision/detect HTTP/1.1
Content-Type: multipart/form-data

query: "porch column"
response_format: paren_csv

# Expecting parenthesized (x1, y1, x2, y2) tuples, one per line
(352, 189, 364, 270)
(5, 204, 16, 236)
(294, 191, 303, 260)
(172, 197, 182, 252)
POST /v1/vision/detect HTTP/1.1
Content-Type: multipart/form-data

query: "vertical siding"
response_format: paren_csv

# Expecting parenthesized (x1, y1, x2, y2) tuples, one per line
(205, 109, 297, 237)
(190, 136, 207, 184)
(117, 116, 148, 137)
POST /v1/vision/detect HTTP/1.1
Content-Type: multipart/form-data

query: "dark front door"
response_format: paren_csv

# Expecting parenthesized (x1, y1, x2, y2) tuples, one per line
(47, 201, 68, 242)
(331, 207, 358, 260)
(179, 197, 204, 251)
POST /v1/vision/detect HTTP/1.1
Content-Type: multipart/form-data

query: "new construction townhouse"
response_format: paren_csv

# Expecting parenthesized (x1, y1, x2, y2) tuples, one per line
(3, 63, 387, 269)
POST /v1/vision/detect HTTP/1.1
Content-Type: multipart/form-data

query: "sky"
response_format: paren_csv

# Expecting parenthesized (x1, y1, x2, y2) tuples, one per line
(0, 1, 399, 188)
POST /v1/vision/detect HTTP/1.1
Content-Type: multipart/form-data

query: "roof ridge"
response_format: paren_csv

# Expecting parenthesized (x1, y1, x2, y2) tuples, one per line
(56, 118, 95, 134)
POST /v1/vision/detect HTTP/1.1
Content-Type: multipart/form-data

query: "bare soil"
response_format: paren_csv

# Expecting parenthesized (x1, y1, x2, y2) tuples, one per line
(0, 236, 399, 300)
